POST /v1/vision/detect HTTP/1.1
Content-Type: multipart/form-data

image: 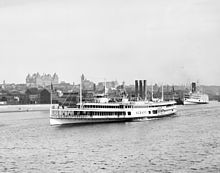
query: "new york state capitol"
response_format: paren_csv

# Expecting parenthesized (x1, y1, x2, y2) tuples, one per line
(26, 73, 59, 87)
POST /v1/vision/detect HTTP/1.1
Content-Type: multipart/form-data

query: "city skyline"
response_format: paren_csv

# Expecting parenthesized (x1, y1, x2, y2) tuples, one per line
(0, 0, 220, 85)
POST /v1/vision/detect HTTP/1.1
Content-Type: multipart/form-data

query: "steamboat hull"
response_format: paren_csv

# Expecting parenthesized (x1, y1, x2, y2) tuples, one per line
(146, 110, 177, 119)
(50, 109, 176, 125)
(50, 117, 146, 125)
(184, 100, 209, 105)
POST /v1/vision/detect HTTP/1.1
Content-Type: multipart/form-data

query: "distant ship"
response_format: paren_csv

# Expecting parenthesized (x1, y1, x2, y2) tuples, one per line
(49, 79, 177, 125)
(184, 82, 209, 105)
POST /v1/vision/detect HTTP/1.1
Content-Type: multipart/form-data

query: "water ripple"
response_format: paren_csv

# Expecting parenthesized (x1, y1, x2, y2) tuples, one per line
(0, 102, 220, 172)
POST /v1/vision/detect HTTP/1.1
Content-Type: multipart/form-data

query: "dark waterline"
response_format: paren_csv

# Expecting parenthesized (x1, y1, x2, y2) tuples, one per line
(0, 102, 220, 172)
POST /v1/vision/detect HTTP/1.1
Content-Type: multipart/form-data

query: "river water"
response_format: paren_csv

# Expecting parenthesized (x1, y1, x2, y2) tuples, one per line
(0, 101, 220, 172)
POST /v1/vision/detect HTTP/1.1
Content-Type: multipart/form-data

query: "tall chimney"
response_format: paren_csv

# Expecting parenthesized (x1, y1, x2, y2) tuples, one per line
(135, 80, 139, 98)
(139, 80, 143, 100)
(143, 80, 146, 100)
(192, 82, 196, 92)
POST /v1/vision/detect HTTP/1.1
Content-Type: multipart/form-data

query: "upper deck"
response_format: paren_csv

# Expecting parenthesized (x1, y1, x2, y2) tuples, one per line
(74, 100, 176, 109)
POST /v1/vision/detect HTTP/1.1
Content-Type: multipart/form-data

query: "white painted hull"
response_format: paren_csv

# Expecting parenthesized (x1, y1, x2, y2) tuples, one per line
(50, 110, 176, 125)
(50, 117, 144, 125)
(146, 109, 177, 119)
(184, 99, 209, 105)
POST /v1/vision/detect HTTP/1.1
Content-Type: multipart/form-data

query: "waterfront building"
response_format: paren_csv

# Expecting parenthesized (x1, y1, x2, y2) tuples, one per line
(81, 74, 95, 91)
(25, 88, 40, 104)
(96, 81, 118, 92)
(39, 89, 51, 104)
(25, 88, 56, 104)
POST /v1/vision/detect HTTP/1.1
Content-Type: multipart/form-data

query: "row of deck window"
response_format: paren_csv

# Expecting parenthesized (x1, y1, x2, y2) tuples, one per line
(82, 105, 133, 109)
(52, 111, 128, 117)
(134, 104, 174, 108)
(79, 104, 174, 109)
(149, 104, 174, 108)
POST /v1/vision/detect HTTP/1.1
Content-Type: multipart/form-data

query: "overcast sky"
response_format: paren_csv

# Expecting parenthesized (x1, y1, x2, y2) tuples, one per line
(0, 0, 220, 85)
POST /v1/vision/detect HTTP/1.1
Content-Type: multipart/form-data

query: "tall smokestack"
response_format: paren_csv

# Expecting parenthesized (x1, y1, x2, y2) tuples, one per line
(151, 85, 154, 101)
(135, 80, 138, 98)
(143, 80, 146, 100)
(139, 80, 143, 100)
(192, 82, 196, 92)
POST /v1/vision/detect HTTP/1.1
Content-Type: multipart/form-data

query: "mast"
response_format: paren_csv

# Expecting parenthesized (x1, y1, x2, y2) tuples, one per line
(50, 83, 53, 106)
(50, 90, 52, 105)
(50, 83, 53, 116)
(80, 75, 82, 108)
(151, 84, 154, 101)
(104, 78, 107, 96)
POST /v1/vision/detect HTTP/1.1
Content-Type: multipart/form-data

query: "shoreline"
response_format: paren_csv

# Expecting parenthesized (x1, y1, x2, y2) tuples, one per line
(0, 104, 54, 113)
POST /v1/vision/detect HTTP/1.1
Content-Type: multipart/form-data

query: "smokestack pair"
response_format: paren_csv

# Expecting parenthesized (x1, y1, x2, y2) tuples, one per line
(135, 80, 147, 100)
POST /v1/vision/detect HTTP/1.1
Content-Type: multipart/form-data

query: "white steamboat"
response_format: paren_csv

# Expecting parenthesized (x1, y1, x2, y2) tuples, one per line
(184, 93, 209, 105)
(184, 82, 209, 105)
(50, 79, 177, 125)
